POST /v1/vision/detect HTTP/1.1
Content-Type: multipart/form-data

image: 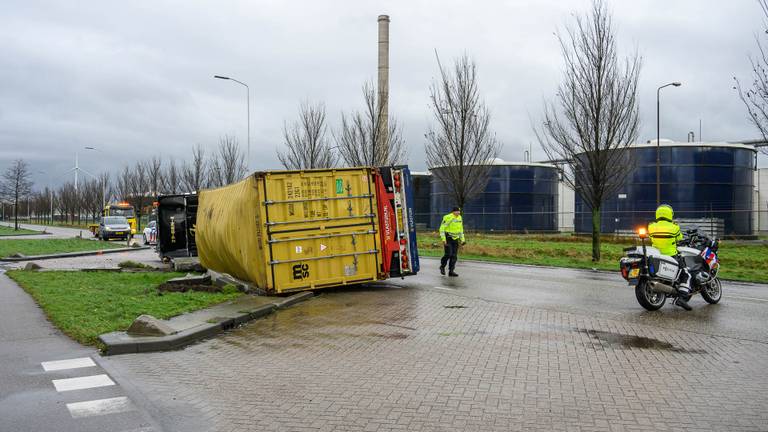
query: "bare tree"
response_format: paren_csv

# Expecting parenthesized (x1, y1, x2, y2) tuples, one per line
(425, 54, 500, 215)
(534, 0, 641, 261)
(57, 183, 77, 224)
(117, 166, 133, 202)
(278, 101, 337, 169)
(130, 161, 148, 230)
(1, 159, 33, 230)
(164, 159, 181, 194)
(735, 0, 768, 154)
(98, 172, 111, 206)
(146, 156, 163, 198)
(182, 144, 208, 192)
(82, 178, 103, 222)
(209, 135, 246, 187)
(336, 81, 406, 167)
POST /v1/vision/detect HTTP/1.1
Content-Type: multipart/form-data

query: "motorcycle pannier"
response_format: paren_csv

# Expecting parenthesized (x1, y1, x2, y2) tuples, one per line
(649, 255, 679, 281)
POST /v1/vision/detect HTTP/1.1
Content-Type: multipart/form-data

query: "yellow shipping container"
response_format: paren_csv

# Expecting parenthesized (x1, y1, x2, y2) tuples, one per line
(197, 168, 382, 294)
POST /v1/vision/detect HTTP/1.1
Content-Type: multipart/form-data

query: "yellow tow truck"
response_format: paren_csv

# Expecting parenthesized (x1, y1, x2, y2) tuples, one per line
(88, 202, 137, 237)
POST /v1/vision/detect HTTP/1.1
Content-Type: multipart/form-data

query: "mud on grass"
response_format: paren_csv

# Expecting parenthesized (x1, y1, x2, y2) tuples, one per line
(417, 233, 768, 284)
(6, 270, 243, 346)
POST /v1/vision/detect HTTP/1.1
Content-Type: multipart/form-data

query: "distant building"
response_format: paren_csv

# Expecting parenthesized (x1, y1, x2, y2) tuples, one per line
(429, 159, 559, 232)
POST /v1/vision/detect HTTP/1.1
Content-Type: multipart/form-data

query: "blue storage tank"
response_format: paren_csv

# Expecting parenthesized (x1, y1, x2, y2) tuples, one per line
(574, 141, 757, 236)
(411, 172, 432, 229)
(430, 160, 559, 232)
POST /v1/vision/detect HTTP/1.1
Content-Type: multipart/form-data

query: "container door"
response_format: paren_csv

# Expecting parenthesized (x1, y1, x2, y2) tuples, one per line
(261, 169, 381, 292)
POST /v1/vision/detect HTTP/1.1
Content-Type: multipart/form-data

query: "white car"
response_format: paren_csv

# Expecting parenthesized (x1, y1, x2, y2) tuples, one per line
(143, 220, 157, 245)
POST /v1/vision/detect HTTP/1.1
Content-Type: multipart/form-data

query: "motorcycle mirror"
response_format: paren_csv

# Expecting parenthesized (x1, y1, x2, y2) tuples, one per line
(638, 227, 648, 239)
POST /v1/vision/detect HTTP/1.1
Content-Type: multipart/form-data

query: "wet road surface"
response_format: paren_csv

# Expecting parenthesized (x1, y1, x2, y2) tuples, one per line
(98, 257, 768, 432)
(0, 274, 161, 432)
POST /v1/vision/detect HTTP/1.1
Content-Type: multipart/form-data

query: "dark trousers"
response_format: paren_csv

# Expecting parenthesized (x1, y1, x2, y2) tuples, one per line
(440, 237, 460, 271)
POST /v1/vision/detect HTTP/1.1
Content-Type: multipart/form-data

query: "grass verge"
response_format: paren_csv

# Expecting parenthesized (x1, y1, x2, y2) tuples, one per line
(0, 238, 125, 258)
(6, 270, 243, 346)
(0, 225, 41, 236)
(418, 233, 768, 284)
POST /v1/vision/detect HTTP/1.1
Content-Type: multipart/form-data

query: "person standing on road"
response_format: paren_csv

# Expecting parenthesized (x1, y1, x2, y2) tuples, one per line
(439, 207, 465, 277)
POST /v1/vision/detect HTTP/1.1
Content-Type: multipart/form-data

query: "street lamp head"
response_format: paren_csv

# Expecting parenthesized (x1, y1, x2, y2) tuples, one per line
(84, 146, 95, 150)
(213, 75, 230, 80)
(672, 82, 682, 87)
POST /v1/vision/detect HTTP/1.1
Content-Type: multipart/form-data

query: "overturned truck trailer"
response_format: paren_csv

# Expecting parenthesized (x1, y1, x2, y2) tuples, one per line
(156, 193, 198, 259)
(168, 166, 418, 294)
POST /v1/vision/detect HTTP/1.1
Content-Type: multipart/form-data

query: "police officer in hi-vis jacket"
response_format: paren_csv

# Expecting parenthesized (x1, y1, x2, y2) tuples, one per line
(439, 207, 465, 277)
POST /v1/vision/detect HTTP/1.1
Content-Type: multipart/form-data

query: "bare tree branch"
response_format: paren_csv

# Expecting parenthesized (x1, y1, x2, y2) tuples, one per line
(424, 53, 501, 212)
(1, 159, 33, 230)
(533, 0, 641, 261)
(278, 101, 337, 169)
(182, 144, 208, 192)
(335, 81, 406, 167)
(208, 135, 247, 187)
(735, 0, 768, 154)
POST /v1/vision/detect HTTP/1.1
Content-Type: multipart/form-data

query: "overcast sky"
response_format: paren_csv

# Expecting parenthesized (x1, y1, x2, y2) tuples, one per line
(1, 0, 766, 187)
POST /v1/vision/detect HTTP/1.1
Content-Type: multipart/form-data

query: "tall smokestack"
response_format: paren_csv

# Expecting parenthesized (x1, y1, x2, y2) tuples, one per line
(377, 14, 390, 159)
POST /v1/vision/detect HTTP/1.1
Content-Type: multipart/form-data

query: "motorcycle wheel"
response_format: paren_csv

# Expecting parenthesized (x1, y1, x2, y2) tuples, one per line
(701, 277, 722, 304)
(635, 281, 666, 311)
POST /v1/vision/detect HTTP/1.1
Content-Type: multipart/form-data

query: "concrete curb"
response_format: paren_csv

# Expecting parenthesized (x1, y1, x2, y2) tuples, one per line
(0, 246, 151, 262)
(99, 292, 315, 356)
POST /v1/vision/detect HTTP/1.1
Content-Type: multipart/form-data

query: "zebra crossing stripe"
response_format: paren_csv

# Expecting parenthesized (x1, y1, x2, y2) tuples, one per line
(66, 397, 135, 418)
(52, 374, 115, 392)
(41, 357, 95, 372)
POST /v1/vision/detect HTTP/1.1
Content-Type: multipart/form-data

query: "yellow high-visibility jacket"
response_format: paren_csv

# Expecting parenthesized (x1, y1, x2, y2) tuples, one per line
(648, 219, 683, 256)
(439, 213, 465, 242)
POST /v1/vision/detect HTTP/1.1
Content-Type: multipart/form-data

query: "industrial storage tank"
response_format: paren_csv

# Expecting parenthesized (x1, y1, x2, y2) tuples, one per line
(429, 160, 559, 232)
(574, 141, 757, 237)
(411, 172, 432, 229)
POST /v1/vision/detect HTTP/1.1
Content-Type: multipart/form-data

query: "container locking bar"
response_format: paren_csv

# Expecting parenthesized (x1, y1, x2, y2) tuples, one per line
(268, 230, 376, 244)
(270, 250, 378, 265)
(264, 194, 373, 205)
(265, 214, 376, 226)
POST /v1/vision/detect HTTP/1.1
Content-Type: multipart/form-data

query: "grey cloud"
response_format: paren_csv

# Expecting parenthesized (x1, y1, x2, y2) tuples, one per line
(1, 0, 766, 188)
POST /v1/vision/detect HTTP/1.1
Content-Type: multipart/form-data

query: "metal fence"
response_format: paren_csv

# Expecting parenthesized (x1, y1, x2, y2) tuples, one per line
(416, 208, 768, 239)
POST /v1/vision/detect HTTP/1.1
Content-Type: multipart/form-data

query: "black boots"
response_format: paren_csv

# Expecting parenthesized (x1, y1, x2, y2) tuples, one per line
(440, 266, 458, 277)
(674, 296, 692, 311)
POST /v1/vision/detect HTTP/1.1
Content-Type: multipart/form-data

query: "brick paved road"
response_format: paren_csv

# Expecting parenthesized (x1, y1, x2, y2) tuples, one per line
(103, 260, 768, 432)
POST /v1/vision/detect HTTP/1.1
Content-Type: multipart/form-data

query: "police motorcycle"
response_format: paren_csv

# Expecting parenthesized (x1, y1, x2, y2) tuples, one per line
(619, 226, 722, 311)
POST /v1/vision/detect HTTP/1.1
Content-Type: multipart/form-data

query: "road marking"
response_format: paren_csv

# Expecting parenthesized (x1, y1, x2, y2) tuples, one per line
(66, 397, 134, 419)
(52, 374, 115, 392)
(42, 357, 95, 372)
(728, 295, 768, 303)
(434, 286, 456, 291)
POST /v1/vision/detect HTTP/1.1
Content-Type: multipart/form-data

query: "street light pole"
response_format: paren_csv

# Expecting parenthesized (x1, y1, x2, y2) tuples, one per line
(656, 82, 682, 207)
(214, 75, 250, 172)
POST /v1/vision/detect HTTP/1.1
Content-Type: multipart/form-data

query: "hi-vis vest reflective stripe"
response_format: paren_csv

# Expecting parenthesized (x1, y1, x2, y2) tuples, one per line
(439, 213, 464, 242)
(648, 219, 682, 256)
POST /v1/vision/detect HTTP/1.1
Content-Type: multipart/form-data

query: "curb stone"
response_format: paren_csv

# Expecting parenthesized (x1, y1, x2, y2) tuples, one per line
(0, 246, 151, 262)
(99, 292, 315, 355)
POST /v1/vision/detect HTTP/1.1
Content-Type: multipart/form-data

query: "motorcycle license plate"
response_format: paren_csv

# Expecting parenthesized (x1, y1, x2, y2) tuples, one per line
(628, 268, 639, 278)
